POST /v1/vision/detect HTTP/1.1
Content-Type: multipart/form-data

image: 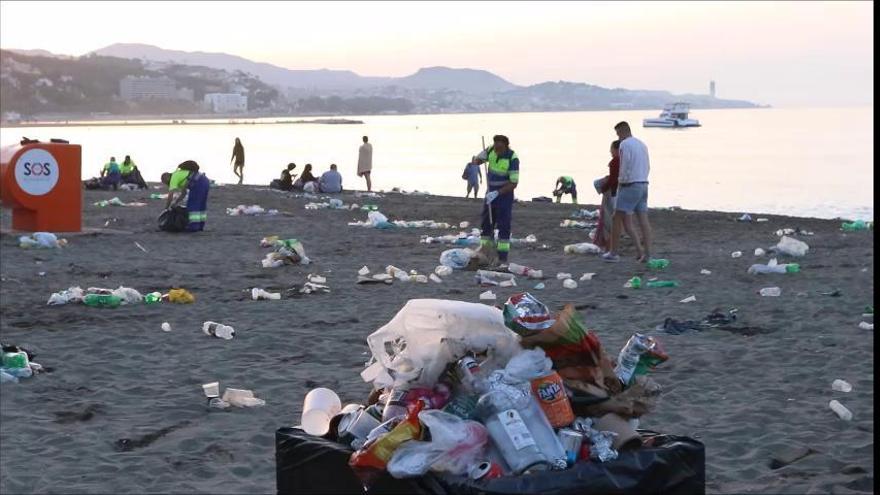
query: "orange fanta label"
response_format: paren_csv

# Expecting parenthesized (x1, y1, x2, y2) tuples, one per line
(531, 371, 575, 428)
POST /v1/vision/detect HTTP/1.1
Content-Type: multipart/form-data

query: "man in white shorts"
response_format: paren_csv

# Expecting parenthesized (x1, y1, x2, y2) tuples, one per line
(602, 121, 654, 263)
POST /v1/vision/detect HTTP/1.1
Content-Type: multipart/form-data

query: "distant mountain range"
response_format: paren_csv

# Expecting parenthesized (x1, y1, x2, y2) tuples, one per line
(2, 44, 761, 118)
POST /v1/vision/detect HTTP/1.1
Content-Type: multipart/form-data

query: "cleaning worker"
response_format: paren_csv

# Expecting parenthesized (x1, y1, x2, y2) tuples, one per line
(162, 160, 210, 232)
(553, 175, 578, 204)
(474, 134, 519, 266)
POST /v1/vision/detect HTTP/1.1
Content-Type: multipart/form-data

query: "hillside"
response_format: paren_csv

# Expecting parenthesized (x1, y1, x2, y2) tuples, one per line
(0, 50, 280, 117)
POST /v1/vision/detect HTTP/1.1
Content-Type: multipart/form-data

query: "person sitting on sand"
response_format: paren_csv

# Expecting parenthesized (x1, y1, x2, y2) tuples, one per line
(271, 163, 298, 191)
(293, 163, 319, 192)
(162, 160, 211, 232)
(553, 176, 578, 204)
(120, 155, 148, 189)
(100, 156, 122, 190)
(319, 164, 343, 193)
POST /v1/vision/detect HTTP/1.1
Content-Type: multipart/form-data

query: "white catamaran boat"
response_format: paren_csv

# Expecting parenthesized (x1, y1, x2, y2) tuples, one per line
(642, 102, 701, 128)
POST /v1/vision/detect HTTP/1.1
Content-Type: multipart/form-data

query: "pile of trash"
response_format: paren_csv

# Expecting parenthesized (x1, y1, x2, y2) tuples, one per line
(305, 199, 362, 210)
(348, 211, 454, 230)
(46, 286, 194, 306)
(747, 258, 800, 275)
(227, 204, 280, 216)
(358, 265, 447, 285)
(18, 232, 67, 249)
(296, 295, 670, 483)
(390, 188, 429, 196)
(93, 197, 146, 207)
(1, 343, 45, 384)
(571, 209, 599, 219)
(774, 227, 814, 236)
(202, 381, 266, 408)
(423, 230, 538, 246)
(260, 237, 311, 267)
(560, 219, 595, 229)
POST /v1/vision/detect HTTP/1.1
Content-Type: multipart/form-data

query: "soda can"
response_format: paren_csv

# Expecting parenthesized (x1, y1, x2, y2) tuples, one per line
(456, 356, 481, 383)
(469, 460, 503, 480)
(557, 428, 584, 466)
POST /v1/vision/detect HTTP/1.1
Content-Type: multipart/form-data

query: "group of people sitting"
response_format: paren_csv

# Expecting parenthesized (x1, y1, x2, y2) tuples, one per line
(84, 155, 148, 190)
(270, 162, 342, 193)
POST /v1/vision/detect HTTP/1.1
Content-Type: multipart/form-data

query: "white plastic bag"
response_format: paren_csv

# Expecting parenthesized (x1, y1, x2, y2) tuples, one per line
(47, 286, 84, 305)
(504, 348, 553, 382)
(387, 410, 488, 478)
(774, 235, 809, 257)
(111, 286, 143, 304)
(439, 248, 473, 269)
(367, 210, 388, 226)
(363, 299, 521, 389)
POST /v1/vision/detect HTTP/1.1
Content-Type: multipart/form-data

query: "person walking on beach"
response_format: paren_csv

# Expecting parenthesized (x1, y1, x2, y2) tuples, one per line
(594, 140, 620, 250)
(230, 137, 245, 185)
(462, 157, 483, 198)
(602, 122, 653, 263)
(553, 176, 578, 204)
(357, 136, 373, 191)
(474, 134, 519, 265)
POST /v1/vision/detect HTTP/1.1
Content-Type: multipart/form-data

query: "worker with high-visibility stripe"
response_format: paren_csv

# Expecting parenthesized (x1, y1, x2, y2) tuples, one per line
(474, 134, 519, 264)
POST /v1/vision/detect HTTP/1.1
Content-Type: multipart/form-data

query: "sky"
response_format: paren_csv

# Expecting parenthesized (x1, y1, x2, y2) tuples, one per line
(0, 1, 873, 107)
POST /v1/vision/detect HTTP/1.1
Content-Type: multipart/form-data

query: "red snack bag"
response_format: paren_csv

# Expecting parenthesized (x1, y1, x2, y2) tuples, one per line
(349, 399, 425, 471)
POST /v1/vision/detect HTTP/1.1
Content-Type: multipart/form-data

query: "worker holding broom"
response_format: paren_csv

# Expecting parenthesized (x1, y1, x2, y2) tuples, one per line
(473, 134, 519, 266)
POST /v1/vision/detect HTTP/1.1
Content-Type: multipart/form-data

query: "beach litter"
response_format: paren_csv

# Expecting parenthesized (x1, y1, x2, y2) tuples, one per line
(18, 232, 67, 249)
(647, 259, 670, 270)
(829, 400, 853, 421)
(756, 218, 769, 222)
(736, 213, 752, 222)
(820, 289, 842, 297)
(773, 236, 809, 257)
(580, 273, 596, 281)
(731, 251, 743, 258)
(841, 220, 872, 231)
(434, 265, 453, 277)
(775, 227, 813, 236)
(563, 242, 602, 255)
(149, 193, 168, 200)
(571, 209, 600, 219)
(252, 288, 281, 300)
(439, 248, 474, 269)
(1, 344, 43, 384)
(748, 258, 800, 274)
(222, 388, 266, 407)
(262, 238, 311, 267)
(226, 204, 279, 216)
(560, 219, 595, 229)
(476, 270, 516, 287)
(479, 290, 496, 301)
(700, 269, 712, 275)
(203, 321, 235, 340)
(858, 321, 873, 330)
(563, 279, 578, 289)
(161, 322, 172, 332)
(168, 288, 195, 304)
(832, 379, 852, 392)
(93, 197, 146, 207)
(758, 287, 782, 297)
(754, 248, 766, 256)
(534, 282, 546, 290)
(625, 277, 679, 289)
(680, 295, 697, 303)
(429, 274, 443, 284)
(556, 273, 573, 280)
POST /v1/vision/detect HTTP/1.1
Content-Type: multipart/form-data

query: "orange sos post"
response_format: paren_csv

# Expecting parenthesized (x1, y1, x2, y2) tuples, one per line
(0, 140, 82, 232)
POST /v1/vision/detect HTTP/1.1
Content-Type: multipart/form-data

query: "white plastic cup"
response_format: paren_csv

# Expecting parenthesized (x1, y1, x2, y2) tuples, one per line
(832, 379, 852, 392)
(301, 388, 342, 436)
(202, 382, 220, 398)
(829, 400, 853, 421)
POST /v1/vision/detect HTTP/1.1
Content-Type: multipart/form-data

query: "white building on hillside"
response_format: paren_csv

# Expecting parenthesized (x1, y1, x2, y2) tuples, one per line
(119, 76, 176, 100)
(204, 93, 248, 113)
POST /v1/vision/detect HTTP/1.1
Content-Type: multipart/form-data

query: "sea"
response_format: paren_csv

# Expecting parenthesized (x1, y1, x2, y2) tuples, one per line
(0, 106, 873, 220)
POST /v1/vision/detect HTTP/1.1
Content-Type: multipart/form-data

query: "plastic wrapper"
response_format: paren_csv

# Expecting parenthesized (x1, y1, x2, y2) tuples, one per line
(503, 293, 556, 336)
(362, 299, 521, 389)
(439, 249, 474, 269)
(774, 235, 809, 257)
(47, 286, 84, 305)
(387, 410, 488, 478)
(349, 400, 425, 473)
(277, 427, 706, 494)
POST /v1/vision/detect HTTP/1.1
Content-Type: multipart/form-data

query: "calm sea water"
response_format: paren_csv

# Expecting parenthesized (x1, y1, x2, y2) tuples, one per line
(0, 107, 873, 219)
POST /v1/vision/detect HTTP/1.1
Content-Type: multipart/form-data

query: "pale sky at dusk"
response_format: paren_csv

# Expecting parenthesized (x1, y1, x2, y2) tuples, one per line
(0, 1, 872, 107)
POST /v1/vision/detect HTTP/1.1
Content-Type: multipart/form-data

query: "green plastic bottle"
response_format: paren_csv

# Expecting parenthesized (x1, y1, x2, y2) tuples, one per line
(627, 276, 642, 289)
(144, 292, 162, 304)
(646, 280, 679, 288)
(647, 259, 670, 270)
(785, 263, 800, 273)
(842, 220, 869, 231)
(149, 193, 164, 199)
(83, 294, 122, 308)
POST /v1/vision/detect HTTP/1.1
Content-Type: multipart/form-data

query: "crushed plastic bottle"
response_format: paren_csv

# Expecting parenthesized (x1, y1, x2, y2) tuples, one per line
(203, 321, 235, 340)
(829, 400, 853, 421)
(251, 288, 281, 300)
(508, 263, 543, 279)
(832, 379, 852, 392)
(646, 259, 669, 269)
(758, 287, 782, 297)
(83, 294, 122, 308)
(145, 292, 162, 304)
(579, 273, 596, 281)
(556, 273, 572, 280)
(646, 280, 679, 288)
(562, 279, 577, 289)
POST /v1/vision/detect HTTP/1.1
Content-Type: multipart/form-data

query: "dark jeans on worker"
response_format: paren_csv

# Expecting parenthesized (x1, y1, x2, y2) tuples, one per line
(480, 192, 514, 261)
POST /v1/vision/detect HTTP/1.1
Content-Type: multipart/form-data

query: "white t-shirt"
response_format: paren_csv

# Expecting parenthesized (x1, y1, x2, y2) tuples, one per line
(618, 136, 650, 184)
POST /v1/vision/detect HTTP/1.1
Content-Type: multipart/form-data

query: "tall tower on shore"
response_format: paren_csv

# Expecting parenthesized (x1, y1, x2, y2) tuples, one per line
(709, 80, 716, 98)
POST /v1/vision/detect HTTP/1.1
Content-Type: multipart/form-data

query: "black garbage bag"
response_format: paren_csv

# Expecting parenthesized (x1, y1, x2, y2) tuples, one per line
(276, 427, 705, 495)
(158, 206, 188, 232)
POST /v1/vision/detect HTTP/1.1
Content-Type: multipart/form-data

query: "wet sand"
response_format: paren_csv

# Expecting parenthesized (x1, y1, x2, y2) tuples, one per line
(0, 185, 873, 494)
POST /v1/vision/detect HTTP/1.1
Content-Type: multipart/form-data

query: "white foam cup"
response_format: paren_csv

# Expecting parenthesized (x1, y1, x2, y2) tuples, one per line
(301, 388, 342, 435)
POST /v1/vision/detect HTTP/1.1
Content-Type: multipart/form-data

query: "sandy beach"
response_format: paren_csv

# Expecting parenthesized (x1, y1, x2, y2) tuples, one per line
(0, 184, 873, 494)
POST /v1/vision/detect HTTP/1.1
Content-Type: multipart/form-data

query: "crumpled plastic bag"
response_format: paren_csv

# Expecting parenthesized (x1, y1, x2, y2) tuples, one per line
(111, 286, 143, 304)
(362, 299, 521, 389)
(503, 292, 556, 336)
(387, 410, 488, 478)
(168, 288, 195, 304)
(368, 210, 388, 226)
(774, 235, 809, 257)
(47, 286, 84, 305)
(19, 232, 66, 249)
(504, 347, 553, 382)
(439, 248, 473, 270)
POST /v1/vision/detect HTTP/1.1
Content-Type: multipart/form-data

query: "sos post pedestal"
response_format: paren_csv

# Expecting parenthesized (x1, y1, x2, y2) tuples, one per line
(0, 141, 82, 232)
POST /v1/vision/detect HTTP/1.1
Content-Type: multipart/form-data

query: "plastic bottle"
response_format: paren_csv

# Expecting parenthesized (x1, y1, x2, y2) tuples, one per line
(251, 288, 281, 300)
(83, 294, 122, 308)
(563, 242, 601, 255)
(829, 400, 853, 420)
(614, 334, 654, 385)
(832, 379, 852, 392)
(759, 287, 782, 297)
(626, 276, 642, 289)
(144, 292, 162, 304)
(381, 386, 410, 421)
(476, 389, 550, 474)
(508, 263, 543, 279)
(202, 321, 235, 340)
(841, 220, 869, 231)
(476, 270, 515, 286)
(434, 265, 453, 277)
(646, 259, 670, 269)
(2, 351, 29, 369)
(646, 280, 679, 288)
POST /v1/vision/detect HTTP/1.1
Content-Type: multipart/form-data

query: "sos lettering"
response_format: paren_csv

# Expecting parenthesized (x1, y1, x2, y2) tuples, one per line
(23, 162, 52, 176)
